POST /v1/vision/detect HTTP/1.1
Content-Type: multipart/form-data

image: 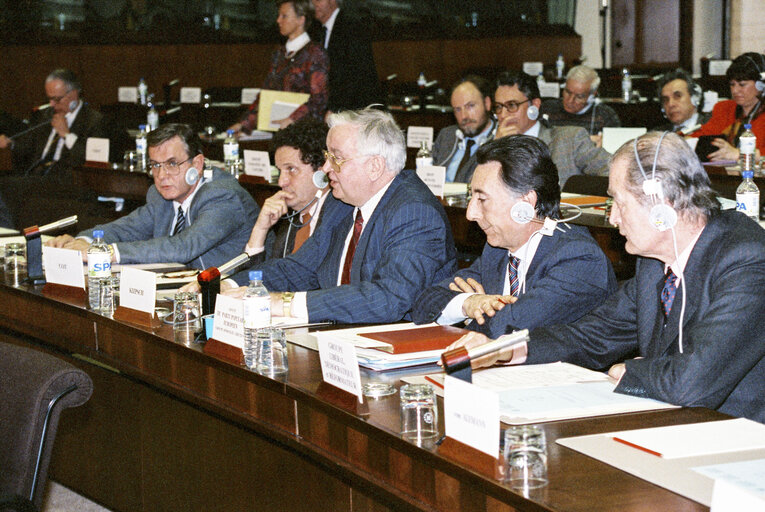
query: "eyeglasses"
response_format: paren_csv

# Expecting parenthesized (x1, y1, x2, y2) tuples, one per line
(148, 156, 194, 175)
(493, 99, 530, 114)
(47, 89, 73, 104)
(323, 150, 366, 173)
(562, 88, 590, 102)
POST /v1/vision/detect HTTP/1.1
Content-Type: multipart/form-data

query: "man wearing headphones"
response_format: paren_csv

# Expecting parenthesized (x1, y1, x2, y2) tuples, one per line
(243, 117, 330, 262)
(653, 68, 709, 134)
(540, 64, 621, 146)
(412, 135, 616, 339)
(451, 132, 765, 423)
(432, 75, 497, 183)
(47, 124, 259, 269)
(491, 70, 611, 187)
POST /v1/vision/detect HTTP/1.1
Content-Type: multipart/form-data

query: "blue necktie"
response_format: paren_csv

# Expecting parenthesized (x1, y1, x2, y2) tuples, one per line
(508, 256, 520, 297)
(661, 269, 678, 317)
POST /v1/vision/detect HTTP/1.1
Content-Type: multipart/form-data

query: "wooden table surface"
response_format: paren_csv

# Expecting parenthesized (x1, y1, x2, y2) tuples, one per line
(0, 279, 717, 512)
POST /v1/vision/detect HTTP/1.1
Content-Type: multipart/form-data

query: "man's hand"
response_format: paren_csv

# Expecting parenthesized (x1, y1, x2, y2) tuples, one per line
(45, 235, 90, 261)
(246, 191, 292, 252)
(51, 113, 70, 138)
(708, 138, 739, 162)
(274, 118, 294, 130)
(441, 331, 524, 369)
(590, 133, 603, 147)
(0, 134, 11, 149)
(608, 362, 627, 383)
(495, 117, 520, 139)
(221, 284, 247, 299)
(449, 276, 485, 294)
(181, 279, 236, 294)
(461, 294, 516, 325)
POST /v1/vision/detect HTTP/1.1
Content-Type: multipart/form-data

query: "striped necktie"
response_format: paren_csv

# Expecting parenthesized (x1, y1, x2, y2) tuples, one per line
(172, 208, 186, 236)
(508, 256, 520, 297)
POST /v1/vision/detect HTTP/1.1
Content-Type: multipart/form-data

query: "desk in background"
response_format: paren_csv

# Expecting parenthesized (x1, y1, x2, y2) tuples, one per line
(0, 278, 718, 512)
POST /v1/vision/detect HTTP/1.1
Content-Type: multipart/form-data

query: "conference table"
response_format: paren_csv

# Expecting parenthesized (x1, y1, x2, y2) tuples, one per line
(0, 276, 719, 512)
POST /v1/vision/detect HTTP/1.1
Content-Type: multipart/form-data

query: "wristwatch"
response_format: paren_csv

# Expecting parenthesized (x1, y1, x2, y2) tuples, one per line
(282, 292, 295, 317)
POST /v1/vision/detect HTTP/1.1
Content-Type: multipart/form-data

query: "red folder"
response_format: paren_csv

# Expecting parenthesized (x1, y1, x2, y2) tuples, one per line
(359, 325, 468, 354)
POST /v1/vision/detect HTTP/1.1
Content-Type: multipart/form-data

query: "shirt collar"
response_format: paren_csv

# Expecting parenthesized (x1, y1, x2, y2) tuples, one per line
(676, 112, 699, 132)
(665, 227, 704, 276)
(173, 175, 207, 215)
(65, 100, 82, 126)
(524, 121, 541, 138)
(324, 7, 340, 33)
(509, 228, 544, 279)
(285, 32, 310, 54)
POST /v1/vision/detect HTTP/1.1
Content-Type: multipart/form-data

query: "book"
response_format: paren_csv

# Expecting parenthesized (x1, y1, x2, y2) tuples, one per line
(358, 325, 467, 354)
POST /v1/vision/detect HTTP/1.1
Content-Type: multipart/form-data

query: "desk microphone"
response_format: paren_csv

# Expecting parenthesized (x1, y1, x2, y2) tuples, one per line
(441, 329, 529, 381)
(11, 108, 53, 140)
(197, 267, 221, 316)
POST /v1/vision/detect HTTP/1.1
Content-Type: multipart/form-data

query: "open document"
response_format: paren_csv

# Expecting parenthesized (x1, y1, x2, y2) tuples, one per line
(257, 90, 309, 132)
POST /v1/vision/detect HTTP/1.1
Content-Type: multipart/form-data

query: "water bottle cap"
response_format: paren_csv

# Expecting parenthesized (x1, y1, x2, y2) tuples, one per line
(93, 229, 104, 238)
(745, 123, 752, 130)
(139, 124, 146, 130)
(743, 171, 754, 178)
(249, 270, 262, 281)
(227, 129, 234, 136)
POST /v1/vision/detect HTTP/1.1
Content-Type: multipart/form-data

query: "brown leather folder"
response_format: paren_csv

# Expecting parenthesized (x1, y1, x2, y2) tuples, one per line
(359, 325, 468, 354)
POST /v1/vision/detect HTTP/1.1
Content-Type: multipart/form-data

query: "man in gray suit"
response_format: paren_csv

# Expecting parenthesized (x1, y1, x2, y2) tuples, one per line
(47, 124, 259, 269)
(491, 70, 610, 187)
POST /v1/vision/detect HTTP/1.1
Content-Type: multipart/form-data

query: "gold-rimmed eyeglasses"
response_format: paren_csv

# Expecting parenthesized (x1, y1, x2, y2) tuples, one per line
(323, 150, 366, 173)
(148, 156, 194, 175)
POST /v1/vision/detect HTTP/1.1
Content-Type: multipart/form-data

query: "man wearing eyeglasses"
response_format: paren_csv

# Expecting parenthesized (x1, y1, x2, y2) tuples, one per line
(492, 70, 610, 187)
(539, 65, 621, 146)
(228, 108, 458, 324)
(47, 124, 259, 269)
(0, 69, 122, 175)
(432, 75, 496, 183)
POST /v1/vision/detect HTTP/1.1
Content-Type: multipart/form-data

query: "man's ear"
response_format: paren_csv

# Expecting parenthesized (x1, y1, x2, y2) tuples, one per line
(366, 154, 387, 181)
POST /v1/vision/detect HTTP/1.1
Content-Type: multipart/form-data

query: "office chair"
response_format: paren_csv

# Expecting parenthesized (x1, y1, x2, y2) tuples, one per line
(0, 342, 93, 512)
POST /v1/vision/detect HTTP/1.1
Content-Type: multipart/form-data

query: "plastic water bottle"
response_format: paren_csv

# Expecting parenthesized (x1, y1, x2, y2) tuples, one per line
(415, 141, 432, 171)
(243, 270, 271, 368)
(739, 123, 756, 172)
(147, 99, 159, 132)
(736, 171, 760, 221)
(87, 230, 112, 310)
(621, 68, 632, 102)
(135, 124, 148, 172)
(138, 78, 148, 105)
(556, 54, 565, 80)
(223, 129, 240, 173)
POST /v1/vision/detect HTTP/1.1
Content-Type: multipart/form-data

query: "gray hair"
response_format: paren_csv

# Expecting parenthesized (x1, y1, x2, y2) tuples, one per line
(46, 69, 81, 93)
(611, 131, 719, 222)
(327, 108, 406, 174)
(566, 65, 600, 93)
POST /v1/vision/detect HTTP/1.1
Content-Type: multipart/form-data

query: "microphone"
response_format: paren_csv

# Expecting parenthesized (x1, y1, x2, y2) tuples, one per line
(197, 266, 221, 316)
(11, 108, 54, 140)
(441, 329, 529, 380)
(218, 252, 251, 277)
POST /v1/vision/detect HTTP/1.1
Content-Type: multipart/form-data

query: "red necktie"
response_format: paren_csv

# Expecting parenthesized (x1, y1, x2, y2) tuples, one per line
(341, 210, 363, 285)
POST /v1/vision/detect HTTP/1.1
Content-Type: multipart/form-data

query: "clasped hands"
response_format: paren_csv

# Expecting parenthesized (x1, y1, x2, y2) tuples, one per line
(450, 276, 516, 325)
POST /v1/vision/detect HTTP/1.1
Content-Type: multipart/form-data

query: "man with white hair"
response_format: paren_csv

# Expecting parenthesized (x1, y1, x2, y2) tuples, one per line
(540, 64, 620, 145)
(229, 108, 458, 324)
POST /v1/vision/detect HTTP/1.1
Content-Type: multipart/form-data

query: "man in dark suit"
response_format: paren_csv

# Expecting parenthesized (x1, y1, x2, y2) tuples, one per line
(412, 135, 616, 339)
(652, 69, 710, 134)
(230, 108, 457, 324)
(0, 69, 123, 175)
(312, 0, 382, 112)
(455, 132, 765, 423)
(243, 117, 330, 263)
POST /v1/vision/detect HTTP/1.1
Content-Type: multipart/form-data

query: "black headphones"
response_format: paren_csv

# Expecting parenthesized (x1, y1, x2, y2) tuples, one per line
(633, 132, 677, 231)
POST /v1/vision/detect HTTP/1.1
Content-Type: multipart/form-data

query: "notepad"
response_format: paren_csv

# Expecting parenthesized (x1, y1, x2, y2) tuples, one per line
(358, 325, 466, 354)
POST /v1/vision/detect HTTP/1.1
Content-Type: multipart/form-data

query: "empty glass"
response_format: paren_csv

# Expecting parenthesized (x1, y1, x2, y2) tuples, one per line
(173, 292, 201, 344)
(4, 243, 27, 287)
(504, 425, 548, 491)
(400, 383, 438, 445)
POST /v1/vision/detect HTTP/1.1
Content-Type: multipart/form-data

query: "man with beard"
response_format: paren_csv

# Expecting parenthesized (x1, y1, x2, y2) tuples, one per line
(432, 75, 497, 183)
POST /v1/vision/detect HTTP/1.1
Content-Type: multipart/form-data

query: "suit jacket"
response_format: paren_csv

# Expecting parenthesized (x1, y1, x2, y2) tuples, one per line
(12, 103, 117, 175)
(538, 125, 611, 187)
(540, 99, 622, 134)
(81, 168, 259, 269)
(236, 170, 458, 323)
(412, 224, 616, 339)
(323, 9, 382, 111)
(432, 122, 496, 183)
(526, 211, 765, 423)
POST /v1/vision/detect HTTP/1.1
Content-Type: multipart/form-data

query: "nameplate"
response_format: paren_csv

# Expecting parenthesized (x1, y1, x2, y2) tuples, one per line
(42, 247, 85, 289)
(416, 165, 446, 198)
(317, 337, 363, 403)
(406, 126, 433, 149)
(241, 88, 260, 105)
(212, 294, 245, 349)
(444, 375, 500, 457)
(118, 87, 138, 103)
(119, 266, 156, 313)
(538, 82, 561, 98)
(523, 62, 544, 77)
(243, 149, 271, 180)
(180, 87, 202, 104)
(708, 59, 732, 76)
(85, 137, 110, 163)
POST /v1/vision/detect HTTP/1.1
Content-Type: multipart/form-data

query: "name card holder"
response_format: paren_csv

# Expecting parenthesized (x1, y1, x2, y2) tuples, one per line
(438, 437, 504, 480)
(84, 160, 111, 169)
(239, 174, 269, 186)
(203, 338, 244, 365)
(41, 283, 88, 304)
(113, 306, 160, 329)
(315, 382, 370, 417)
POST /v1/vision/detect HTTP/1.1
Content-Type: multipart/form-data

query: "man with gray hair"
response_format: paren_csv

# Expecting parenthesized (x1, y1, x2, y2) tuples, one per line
(540, 64, 620, 145)
(653, 68, 709, 134)
(229, 108, 458, 323)
(451, 131, 765, 423)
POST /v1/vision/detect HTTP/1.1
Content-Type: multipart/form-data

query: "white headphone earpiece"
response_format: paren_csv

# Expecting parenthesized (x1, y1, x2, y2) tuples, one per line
(743, 54, 765, 92)
(527, 104, 539, 121)
(312, 170, 328, 188)
(68, 99, 78, 112)
(510, 201, 536, 224)
(634, 132, 677, 231)
(185, 166, 199, 185)
(690, 83, 702, 107)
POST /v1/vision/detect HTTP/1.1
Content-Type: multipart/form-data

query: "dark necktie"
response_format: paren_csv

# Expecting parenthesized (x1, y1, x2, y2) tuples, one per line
(456, 139, 475, 178)
(508, 256, 520, 297)
(40, 132, 61, 164)
(172, 208, 186, 236)
(340, 210, 363, 285)
(292, 212, 312, 253)
(320, 25, 328, 48)
(660, 269, 678, 317)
